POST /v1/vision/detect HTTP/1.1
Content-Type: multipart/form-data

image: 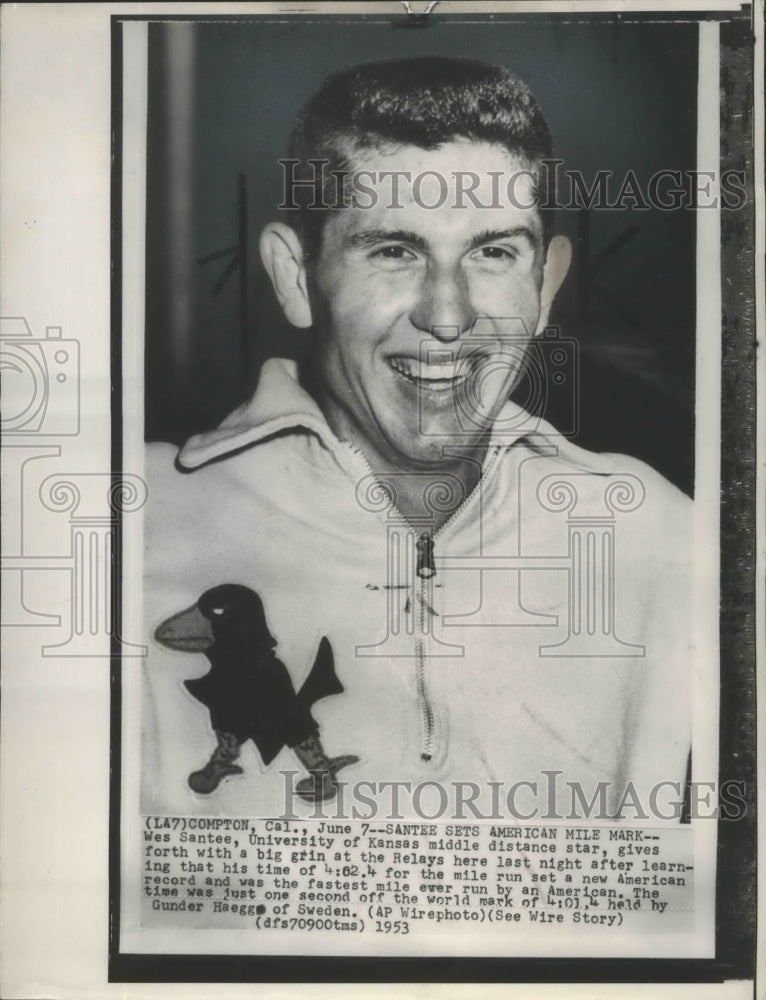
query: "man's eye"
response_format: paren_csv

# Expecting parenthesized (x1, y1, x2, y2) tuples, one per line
(373, 245, 416, 260)
(476, 245, 517, 260)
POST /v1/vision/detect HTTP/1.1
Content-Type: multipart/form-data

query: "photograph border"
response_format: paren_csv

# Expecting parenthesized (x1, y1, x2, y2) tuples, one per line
(108, 4, 758, 987)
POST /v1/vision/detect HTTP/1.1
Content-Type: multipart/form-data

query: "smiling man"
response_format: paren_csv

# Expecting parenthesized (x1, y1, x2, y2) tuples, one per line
(145, 58, 692, 821)
(262, 136, 570, 526)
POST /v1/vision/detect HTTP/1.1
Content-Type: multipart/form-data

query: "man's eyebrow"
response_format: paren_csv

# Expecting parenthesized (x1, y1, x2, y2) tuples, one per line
(344, 229, 429, 251)
(468, 226, 539, 250)
(344, 226, 540, 253)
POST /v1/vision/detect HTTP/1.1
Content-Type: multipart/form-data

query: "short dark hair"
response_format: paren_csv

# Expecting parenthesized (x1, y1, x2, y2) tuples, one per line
(286, 56, 556, 259)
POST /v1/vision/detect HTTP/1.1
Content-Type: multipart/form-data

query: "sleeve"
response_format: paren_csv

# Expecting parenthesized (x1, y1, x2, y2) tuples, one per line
(619, 465, 693, 821)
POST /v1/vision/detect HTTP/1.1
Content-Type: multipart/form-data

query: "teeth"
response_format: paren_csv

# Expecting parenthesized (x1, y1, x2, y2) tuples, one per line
(389, 357, 467, 382)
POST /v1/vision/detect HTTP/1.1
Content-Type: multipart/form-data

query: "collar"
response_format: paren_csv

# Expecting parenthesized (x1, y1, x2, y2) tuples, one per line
(178, 357, 613, 475)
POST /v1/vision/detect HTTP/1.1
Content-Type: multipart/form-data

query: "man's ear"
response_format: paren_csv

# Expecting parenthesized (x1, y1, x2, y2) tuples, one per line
(259, 222, 313, 329)
(535, 235, 572, 335)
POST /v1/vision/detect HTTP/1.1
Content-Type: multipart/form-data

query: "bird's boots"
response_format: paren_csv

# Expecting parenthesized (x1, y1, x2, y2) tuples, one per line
(293, 732, 359, 802)
(188, 730, 243, 794)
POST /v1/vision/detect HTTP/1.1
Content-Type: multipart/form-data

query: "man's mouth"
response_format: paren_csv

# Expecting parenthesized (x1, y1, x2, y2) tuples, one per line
(388, 355, 470, 391)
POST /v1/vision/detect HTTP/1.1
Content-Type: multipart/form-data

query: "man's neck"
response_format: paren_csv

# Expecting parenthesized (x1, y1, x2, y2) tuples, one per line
(372, 451, 487, 532)
(298, 357, 490, 531)
(343, 436, 490, 533)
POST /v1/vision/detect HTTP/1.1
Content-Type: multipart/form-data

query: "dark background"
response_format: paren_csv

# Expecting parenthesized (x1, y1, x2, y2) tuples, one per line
(144, 15, 697, 495)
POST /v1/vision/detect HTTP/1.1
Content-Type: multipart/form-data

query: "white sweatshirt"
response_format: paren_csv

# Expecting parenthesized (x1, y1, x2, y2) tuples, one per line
(142, 358, 692, 822)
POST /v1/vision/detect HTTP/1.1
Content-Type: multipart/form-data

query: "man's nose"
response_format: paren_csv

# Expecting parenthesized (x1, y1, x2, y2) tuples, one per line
(409, 266, 474, 342)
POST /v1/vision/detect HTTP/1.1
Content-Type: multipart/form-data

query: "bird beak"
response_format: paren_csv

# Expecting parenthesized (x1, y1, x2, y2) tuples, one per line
(154, 603, 214, 652)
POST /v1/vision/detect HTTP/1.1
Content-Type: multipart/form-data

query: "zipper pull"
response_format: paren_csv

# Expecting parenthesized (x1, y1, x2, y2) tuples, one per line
(416, 532, 436, 579)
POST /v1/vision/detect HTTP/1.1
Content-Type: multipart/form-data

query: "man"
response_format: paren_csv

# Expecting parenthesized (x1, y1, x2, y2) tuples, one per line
(144, 57, 691, 820)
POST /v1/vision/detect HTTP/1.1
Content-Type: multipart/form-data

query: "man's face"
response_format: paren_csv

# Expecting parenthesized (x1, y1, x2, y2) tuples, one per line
(306, 140, 557, 471)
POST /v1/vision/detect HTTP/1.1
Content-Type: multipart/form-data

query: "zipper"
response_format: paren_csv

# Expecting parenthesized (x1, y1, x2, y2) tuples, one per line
(430, 443, 503, 547)
(415, 637, 434, 761)
(415, 538, 436, 760)
(339, 439, 504, 764)
(415, 532, 435, 579)
(412, 445, 503, 763)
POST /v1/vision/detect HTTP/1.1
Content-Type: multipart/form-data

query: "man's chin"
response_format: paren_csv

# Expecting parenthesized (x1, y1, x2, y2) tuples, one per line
(390, 430, 490, 470)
